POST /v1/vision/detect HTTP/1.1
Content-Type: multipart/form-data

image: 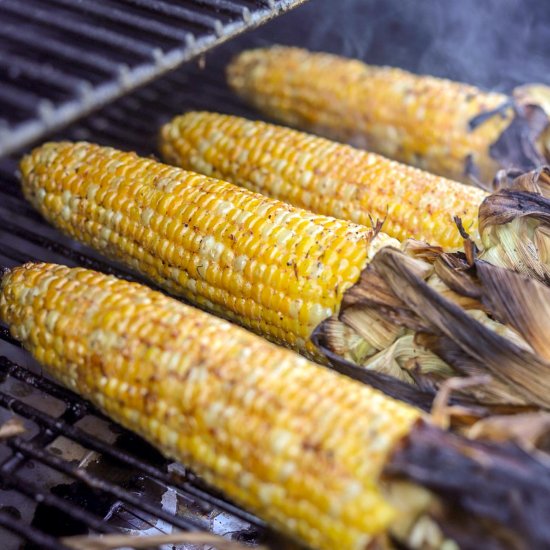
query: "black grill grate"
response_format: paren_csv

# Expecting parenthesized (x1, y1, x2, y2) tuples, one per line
(0, 0, 306, 158)
(0, 30, 299, 549)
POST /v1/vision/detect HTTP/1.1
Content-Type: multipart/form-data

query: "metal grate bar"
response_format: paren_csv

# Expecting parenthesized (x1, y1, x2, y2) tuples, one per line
(0, 0, 307, 157)
(0, 216, 142, 280)
(122, 0, 223, 31)
(0, 386, 265, 527)
(0, 242, 32, 266)
(0, 81, 44, 116)
(7, 438, 205, 533)
(0, 191, 49, 221)
(186, 0, 252, 16)
(0, 25, 120, 76)
(2, 0, 157, 59)
(0, 356, 93, 412)
(0, 469, 118, 536)
(47, 0, 192, 41)
(0, 511, 69, 550)
(0, 327, 18, 347)
(0, 53, 88, 95)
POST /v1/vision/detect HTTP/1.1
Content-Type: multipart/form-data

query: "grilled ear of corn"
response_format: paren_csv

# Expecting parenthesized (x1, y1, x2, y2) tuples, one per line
(160, 111, 487, 250)
(0, 262, 422, 550)
(20, 143, 550, 410)
(3, 263, 550, 550)
(20, 141, 395, 360)
(227, 46, 550, 188)
(160, 112, 550, 286)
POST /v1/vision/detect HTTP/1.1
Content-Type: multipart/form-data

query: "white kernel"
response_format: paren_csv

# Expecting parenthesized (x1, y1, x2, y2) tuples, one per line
(45, 310, 60, 332)
(199, 236, 216, 257)
(341, 183, 357, 201)
(278, 461, 296, 481)
(270, 429, 294, 454)
(204, 402, 223, 426)
(344, 480, 363, 499)
(309, 262, 324, 278)
(141, 207, 154, 227)
(256, 203, 271, 217)
(193, 158, 213, 176)
(61, 190, 71, 204)
(36, 188, 46, 202)
(233, 255, 248, 272)
(261, 222, 275, 238)
(271, 158, 287, 172)
(164, 430, 178, 447)
(295, 152, 311, 169)
(235, 211, 252, 225)
(276, 227, 293, 245)
(272, 211, 292, 225)
(61, 205, 71, 221)
(237, 150, 249, 163)
(240, 472, 254, 489)
(258, 484, 275, 505)
(216, 200, 233, 216)
(299, 170, 313, 186)
(86, 184, 99, 201)
(305, 224, 323, 237)
(309, 303, 331, 326)
(289, 300, 302, 319)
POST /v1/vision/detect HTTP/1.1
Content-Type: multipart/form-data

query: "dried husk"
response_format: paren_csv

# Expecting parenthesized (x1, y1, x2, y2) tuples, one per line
(315, 168, 550, 414)
(513, 83, 550, 161)
(386, 419, 550, 549)
(317, 239, 550, 412)
(479, 166, 550, 283)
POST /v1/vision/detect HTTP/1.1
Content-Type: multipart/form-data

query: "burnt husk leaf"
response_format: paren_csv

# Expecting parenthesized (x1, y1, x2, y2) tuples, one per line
(386, 420, 550, 549)
(479, 189, 550, 234)
(488, 103, 548, 177)
(373, 247, 550, 408)
(433, 254, 481, 299)
(475, 260, 550, 360)
(310, 323, 436, 412)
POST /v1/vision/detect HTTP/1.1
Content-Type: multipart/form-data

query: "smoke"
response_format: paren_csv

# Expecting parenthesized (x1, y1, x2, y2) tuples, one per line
(230, 0, 550, 92)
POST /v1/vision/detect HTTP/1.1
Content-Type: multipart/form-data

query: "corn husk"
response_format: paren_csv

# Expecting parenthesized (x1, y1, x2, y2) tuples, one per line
(316, 169, 550, 413)
(480, 166, 550, 283)
(318, 244, 550, 412)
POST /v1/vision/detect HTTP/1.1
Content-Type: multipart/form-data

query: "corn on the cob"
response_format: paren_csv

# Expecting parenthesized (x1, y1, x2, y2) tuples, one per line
(0, 262, 424, 550)
(3, 264, 550, 549)
(20, 141, 397, 360)
(160, 111, 487, 249)
(227, 47, 550, 187)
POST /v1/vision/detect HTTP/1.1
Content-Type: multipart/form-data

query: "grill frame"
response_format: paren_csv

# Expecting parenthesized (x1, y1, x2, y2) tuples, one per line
(0, 0, 306, 158)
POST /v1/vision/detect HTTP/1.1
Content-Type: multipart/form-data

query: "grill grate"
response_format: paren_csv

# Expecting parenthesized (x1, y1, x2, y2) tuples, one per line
(0, 0, 306, 158)
(0, 32, 298, 550)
